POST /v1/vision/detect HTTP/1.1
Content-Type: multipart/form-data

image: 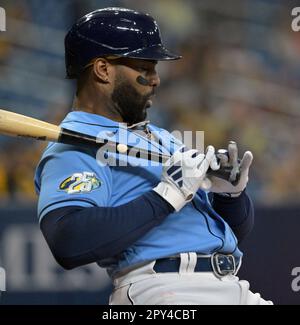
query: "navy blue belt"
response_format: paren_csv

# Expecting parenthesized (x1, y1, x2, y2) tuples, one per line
(153, 253, 240, 277)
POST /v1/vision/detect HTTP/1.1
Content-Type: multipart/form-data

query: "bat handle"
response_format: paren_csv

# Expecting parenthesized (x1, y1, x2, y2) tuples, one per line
(170, 147, 240, 185)
(207, 166, 240, 186)
(206, 150, 241, 186)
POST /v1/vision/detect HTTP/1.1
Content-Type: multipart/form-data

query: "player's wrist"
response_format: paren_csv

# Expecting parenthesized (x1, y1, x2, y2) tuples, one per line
(153, 181, 189, 211)
(216, 192, 242, 198)
(214, 189, 246, 199)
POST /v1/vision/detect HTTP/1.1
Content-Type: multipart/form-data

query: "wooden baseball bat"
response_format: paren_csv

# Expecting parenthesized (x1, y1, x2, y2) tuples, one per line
(0, 109, 169, 163)
(0, 109, 239, 183)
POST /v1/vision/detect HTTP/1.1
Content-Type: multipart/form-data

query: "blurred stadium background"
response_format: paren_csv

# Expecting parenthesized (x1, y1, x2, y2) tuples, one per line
(0, 0, 299, 304)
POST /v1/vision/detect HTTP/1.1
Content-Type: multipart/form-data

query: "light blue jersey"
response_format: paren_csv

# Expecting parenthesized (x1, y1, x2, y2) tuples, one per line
(35, 111, 242, 273)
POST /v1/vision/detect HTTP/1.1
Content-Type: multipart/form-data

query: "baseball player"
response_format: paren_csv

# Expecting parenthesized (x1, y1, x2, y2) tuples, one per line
(35, 8, 272, 305)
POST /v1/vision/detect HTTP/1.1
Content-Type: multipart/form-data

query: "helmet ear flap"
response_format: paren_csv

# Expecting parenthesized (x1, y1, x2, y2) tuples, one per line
(65, 48, 79, 79)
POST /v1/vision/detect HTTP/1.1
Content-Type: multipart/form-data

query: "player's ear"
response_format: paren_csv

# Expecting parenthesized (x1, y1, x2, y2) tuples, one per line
(92, 58, 111, 84)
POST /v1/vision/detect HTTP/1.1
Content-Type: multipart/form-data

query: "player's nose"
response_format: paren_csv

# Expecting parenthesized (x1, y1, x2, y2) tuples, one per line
(149, 73, 160, 88)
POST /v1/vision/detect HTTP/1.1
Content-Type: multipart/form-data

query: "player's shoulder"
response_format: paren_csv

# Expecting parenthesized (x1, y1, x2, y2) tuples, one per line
(42, 141, 95, 158)
(61, 111, 120, 132)
(35, 142, 98, 178)
(37, 110, 119, 164)
(148, 123, 173, 137)
(148, 123, 184, 147)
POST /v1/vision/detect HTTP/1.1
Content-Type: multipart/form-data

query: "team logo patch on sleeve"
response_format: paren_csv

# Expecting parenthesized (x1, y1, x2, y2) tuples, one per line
(59, 172, 101, 194)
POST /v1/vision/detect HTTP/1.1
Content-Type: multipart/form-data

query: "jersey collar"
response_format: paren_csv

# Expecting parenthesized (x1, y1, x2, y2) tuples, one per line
(63, 111, 120, 127)
(63, 111, 150, 128)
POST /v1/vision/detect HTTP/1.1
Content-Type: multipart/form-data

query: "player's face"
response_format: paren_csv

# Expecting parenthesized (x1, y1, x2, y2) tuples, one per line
(110, 58, 160, 125)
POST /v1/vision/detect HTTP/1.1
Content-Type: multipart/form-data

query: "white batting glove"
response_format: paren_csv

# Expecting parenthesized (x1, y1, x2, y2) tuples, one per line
(207, 141, 253, 197)
(153, 146, 219, 211)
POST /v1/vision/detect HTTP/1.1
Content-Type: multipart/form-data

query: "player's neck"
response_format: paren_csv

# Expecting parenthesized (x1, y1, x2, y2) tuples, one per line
(72, 92, 123, 123)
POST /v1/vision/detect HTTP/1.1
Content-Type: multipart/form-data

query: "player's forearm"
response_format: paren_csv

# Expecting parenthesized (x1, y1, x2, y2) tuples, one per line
(40, 191, 174, 270)
(211, 190, 254, 242)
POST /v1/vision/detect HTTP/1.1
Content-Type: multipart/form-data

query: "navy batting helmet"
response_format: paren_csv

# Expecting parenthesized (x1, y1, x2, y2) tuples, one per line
(65, 7, 181, 78)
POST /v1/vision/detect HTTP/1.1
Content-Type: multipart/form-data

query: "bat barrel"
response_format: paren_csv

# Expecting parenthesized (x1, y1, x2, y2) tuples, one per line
(0, 109, 60, 141)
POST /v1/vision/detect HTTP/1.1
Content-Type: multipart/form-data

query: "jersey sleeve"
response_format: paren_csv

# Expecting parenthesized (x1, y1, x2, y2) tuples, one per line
(35, 145, 112, 221)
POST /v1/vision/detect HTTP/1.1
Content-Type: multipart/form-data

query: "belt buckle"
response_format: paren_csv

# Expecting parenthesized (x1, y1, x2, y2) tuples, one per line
(211, 253, 236, 278)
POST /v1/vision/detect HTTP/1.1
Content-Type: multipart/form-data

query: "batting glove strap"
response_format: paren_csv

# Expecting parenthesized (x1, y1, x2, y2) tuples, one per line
(153, 181, 190, 212)
(154, 146, 219, 211)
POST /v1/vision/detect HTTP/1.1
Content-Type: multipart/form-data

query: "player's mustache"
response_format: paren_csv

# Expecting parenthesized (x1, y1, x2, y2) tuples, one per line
(147, 89, 155, 99)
